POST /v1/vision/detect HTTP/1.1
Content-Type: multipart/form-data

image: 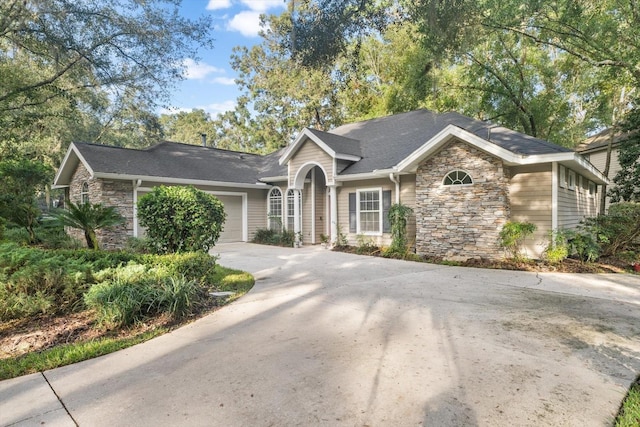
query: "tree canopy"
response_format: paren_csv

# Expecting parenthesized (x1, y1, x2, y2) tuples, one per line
(0, 0, 213, 163)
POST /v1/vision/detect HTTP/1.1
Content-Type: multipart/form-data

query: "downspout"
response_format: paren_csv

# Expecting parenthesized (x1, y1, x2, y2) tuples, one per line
(133, 179, 142, 237)
(389, 173, 400, 204)
(551, 163, 558, 232)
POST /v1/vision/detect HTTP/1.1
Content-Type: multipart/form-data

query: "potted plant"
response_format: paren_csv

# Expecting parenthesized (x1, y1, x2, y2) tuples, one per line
(320, 233, 329, 249)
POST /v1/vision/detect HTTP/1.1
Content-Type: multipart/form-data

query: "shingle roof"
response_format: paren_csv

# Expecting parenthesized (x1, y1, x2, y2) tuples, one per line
(329, 110, 572, 175)
(74, 141, 286, 184)
(305, 128, 362, 157)
(61, 109, 579, 186)
(577, 128, 629, 153)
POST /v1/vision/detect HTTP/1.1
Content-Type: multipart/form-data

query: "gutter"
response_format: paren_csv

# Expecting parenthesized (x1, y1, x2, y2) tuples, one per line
(389, 173, 400, 204)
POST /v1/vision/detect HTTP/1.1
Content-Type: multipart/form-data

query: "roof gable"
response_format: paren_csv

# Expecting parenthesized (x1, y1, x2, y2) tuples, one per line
(279, 128, 362, 165)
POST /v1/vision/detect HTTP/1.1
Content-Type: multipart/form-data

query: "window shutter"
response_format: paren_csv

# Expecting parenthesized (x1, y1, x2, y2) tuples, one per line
(349, 193, 356, 233)
(382, 190, 392, 233)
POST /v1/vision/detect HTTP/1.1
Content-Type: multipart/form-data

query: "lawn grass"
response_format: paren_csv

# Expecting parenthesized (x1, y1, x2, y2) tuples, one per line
(0, 329, 166, 380)
(615, 375, 640, 426)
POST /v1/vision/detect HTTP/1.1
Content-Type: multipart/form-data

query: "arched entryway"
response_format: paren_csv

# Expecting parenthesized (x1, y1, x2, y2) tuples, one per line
(291, 162, 334, 245)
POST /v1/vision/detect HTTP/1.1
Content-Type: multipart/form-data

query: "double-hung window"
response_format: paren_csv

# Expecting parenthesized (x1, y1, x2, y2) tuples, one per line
(358, 189, 381, 234)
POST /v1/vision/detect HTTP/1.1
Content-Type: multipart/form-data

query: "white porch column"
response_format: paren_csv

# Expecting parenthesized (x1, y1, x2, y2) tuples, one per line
(328, 185, 338, 244)
(294, 189, 301, 245)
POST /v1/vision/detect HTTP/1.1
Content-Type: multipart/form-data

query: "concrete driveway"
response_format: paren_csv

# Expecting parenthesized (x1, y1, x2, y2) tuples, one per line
(2, 243, 640, 426)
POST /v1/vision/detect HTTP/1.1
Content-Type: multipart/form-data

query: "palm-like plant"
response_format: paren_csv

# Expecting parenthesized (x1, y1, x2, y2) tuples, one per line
(53, 201, 125, 250)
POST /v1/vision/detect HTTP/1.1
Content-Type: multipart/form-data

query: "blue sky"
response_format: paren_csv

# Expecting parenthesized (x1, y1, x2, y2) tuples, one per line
(164, 0, 287, 116)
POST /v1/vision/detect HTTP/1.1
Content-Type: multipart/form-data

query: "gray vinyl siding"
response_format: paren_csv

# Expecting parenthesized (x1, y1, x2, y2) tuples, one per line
(400, 174, 417, 248)
(557, 167, 598, 230)
(584, 148, 621, 211)
(336, 177, 398, 247)
(288, 141, 334, 186)
(508, 164, 552, 258)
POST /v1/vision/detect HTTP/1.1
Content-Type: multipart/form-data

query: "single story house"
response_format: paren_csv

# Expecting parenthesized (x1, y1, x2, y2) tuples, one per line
(53, 109, 608, 259)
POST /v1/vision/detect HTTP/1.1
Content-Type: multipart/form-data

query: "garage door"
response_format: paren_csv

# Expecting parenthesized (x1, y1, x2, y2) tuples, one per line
(215, 195, 243, 243)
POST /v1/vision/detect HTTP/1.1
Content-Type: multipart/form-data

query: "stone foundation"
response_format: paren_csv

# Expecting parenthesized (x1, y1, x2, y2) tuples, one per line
(415, 140, 510, 260)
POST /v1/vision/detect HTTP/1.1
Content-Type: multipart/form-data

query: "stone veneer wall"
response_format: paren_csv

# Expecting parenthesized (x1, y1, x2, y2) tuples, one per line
(415, 141, 510, 260)
(68, 163, 133, 249)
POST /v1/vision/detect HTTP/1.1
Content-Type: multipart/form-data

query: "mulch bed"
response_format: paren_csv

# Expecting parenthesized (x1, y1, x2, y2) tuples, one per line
(332, 245, 633, 274)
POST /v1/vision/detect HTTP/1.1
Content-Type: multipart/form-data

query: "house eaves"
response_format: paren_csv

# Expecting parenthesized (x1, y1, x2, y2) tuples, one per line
(53, 143, 94, 188)
(392, 125, 609, 185)
(93, 173, 271, 189)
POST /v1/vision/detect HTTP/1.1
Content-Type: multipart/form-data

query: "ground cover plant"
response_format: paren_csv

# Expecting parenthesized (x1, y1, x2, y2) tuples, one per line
(0, 243, 254, 379)
(615, 374, 640, 426)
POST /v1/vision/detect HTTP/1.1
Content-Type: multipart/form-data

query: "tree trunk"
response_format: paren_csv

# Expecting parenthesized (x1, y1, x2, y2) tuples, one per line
(84, 229, 99, 250)
(599, 129, 614, 215)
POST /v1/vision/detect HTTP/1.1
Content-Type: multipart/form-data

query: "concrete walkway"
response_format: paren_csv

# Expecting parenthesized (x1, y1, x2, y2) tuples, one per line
(2, 243, 640, 426)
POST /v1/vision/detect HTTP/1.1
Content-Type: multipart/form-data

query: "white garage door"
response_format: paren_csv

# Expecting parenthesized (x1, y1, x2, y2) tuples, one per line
(215, 195, 243, 243)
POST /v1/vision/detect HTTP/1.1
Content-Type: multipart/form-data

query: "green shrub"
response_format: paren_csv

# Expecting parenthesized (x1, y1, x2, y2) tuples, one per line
(543, 230, 571, 264)
(0, 243, 141, 320)
(143, 251, 218, 285)
(387, 203, 414, 255)
(0, 217, 5, 241)
(335, 225, 348, 247)
(499, 221, 537, 259)
(137, 185, 226, 253)
(568, 230, 600, 263)
(125, 237, 152, 253)
(355, 234, 377, 255)
(252, 228, 295, 247)
(583, 202, 640, 257)
(3, 227, 30, 245)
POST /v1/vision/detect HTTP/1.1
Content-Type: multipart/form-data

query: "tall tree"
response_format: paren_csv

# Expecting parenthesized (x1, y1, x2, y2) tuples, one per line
(609, 104, 640, 202)
(227, 11, 346, 151)
(0, 0, 213, 160)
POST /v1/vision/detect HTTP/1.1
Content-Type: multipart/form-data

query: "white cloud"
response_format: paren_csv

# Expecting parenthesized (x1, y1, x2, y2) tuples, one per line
(206, 0, 232, 10)
(159, 101, 236, 117)
(227, 11, 263, 37)
(182, 58, 223, 80)
(212, 77, 236, 85)
(203, 100, 237, 116)
(240, 0, 287, 12)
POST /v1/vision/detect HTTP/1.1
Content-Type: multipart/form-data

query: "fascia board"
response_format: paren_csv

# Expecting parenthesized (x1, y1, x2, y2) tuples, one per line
(335, 168, 396, 182)
(397, 125, 522, 172)
(335, 153, 362, 162)
(53, 143, 95, 186)
(94, 173, 271, 189)
(259, 176, 288, 182)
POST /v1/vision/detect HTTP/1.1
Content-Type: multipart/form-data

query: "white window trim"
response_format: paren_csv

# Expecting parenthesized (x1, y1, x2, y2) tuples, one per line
(356, 187, 383, 236)
(559, 165, 567, 188)
(267, 187, 283, 230)
(285, 188, 302, 233)
(442, 169, 474, 186)
(568, 170, 576, 191)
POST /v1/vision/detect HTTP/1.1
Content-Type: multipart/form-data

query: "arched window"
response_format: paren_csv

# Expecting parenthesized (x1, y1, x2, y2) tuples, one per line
(286, 189, 302, 232)
(443, 170, 473, 186)
(268, 188, 283, 230)
(81, 181, 90, 204)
